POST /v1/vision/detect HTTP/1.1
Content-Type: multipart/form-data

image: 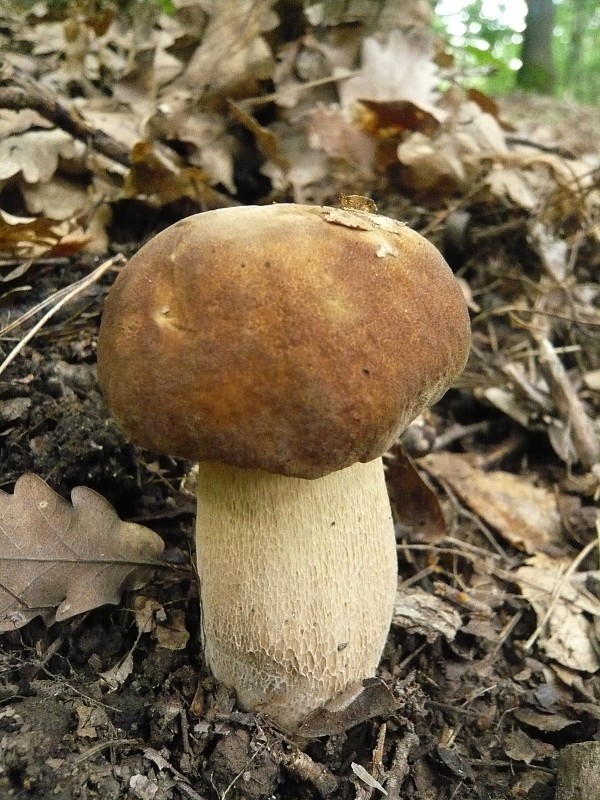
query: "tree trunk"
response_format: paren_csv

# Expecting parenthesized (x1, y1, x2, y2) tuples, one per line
(517, 0, 556, 94)
(566, 0, 589, 90)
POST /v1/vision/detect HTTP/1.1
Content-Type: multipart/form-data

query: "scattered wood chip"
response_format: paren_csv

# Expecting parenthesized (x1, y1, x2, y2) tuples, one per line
(393, 586, 462, 642)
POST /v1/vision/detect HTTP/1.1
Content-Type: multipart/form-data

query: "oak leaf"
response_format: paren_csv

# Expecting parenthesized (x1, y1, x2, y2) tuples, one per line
(0, 474, 165, 632)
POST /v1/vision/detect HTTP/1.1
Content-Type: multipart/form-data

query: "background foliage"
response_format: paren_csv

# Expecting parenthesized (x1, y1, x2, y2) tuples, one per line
(435, 0, 600, 102)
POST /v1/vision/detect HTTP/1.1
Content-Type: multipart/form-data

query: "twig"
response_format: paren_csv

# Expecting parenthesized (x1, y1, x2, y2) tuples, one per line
(236, 69, 361, 109)
(0, 66, 131, 168)
(536, 336, 600, 469)
(505, 135, 576, 160)
(271, 739, 341, 797)
(0, 254, 123, 378)
(0, 65, 239, 210)
(384, 730, 419, 800)
(74, 737, 141, 764)
(1, 271, 97, 337)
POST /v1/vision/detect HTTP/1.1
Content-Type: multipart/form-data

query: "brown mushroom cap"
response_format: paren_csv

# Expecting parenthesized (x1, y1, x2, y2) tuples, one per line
(97, 204, 470, 478)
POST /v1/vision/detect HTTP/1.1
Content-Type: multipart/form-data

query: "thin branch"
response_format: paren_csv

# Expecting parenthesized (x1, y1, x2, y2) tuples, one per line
(0, 254, 123, 377)
(0, 66, 132, 168)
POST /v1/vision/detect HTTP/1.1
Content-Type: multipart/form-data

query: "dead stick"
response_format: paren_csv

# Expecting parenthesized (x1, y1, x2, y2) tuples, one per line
(0, 67, 131, 168)
(536, 337, 599, 470)
(385, 730, 419, 800)
(0, 66, 239, 209)
(271, 741, 341, 797)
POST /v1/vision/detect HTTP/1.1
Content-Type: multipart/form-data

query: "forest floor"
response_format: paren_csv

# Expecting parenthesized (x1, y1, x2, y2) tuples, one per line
(1, 3, 600, 799)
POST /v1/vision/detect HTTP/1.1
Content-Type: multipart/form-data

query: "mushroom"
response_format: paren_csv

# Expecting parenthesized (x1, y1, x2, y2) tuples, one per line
(97, 203, 470, 731)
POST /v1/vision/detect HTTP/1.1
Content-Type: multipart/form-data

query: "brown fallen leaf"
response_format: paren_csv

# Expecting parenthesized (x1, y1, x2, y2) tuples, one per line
(386, 447, 447, 542)
(296, 678, 399, 739)
(179, 0, 278, 94)
(0, 209, 80, 260)
(420, 452, 564, 555)
(0, 473, 165, 632)
(503, 727, 555, 765)
(513, 707, 578, 733)
(358, 98, 441, 137)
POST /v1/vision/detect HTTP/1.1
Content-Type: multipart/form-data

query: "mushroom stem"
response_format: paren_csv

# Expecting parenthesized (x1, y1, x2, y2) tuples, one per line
(195, 458, 397, 731)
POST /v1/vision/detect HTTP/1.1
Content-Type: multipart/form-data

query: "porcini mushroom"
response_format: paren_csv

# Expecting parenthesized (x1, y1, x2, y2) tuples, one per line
(97, 203, 470, 731)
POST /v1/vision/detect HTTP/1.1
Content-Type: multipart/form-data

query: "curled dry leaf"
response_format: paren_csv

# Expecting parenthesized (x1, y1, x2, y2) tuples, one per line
(0, 473, 164, 632)
(385, 447, 447, 542)
(0, 128, 79, 184)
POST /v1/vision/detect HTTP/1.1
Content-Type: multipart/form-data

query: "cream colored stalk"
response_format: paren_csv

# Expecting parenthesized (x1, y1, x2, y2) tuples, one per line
(195, 457, 397, 732)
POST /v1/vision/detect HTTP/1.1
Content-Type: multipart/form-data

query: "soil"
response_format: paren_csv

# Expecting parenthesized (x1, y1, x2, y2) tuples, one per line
(0, 95, 599, 800)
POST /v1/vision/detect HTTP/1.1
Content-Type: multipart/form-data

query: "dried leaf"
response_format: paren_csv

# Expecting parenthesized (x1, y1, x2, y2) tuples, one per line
(296, 679, 398, 739)
(529, 222, 569, 281)
(0, 128, 78, 183)
(583, 370, 600, 392)
(513, 707, 578, 733)
(21, 176, 91, 220)
(386, 448, 447, 541)
(100, 650, 135, 691)
(0, 473, 164, 632)
(466, 88, 501, 120)
(181, 0, 278, 93)
(436, 747, 474, 781)
(0, 210, 78, 260)
(307, 0, 432, 28)
(515, 553, 600, 672)
(307, 102, 376, 176)
(485, 166, 538, 210)
(228, 100, 289, 173)
(397, 131, 468, 192)
(75, 703, 109, 739)
(420, 452, 563, 555)
(503, 728, 555, 764)
(155, 609, 190, 651)
(480, 386, 535, 429)
(339, 29, 440, 117)
(124, 141, 223, 206)
(359, 98, 441, 137)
